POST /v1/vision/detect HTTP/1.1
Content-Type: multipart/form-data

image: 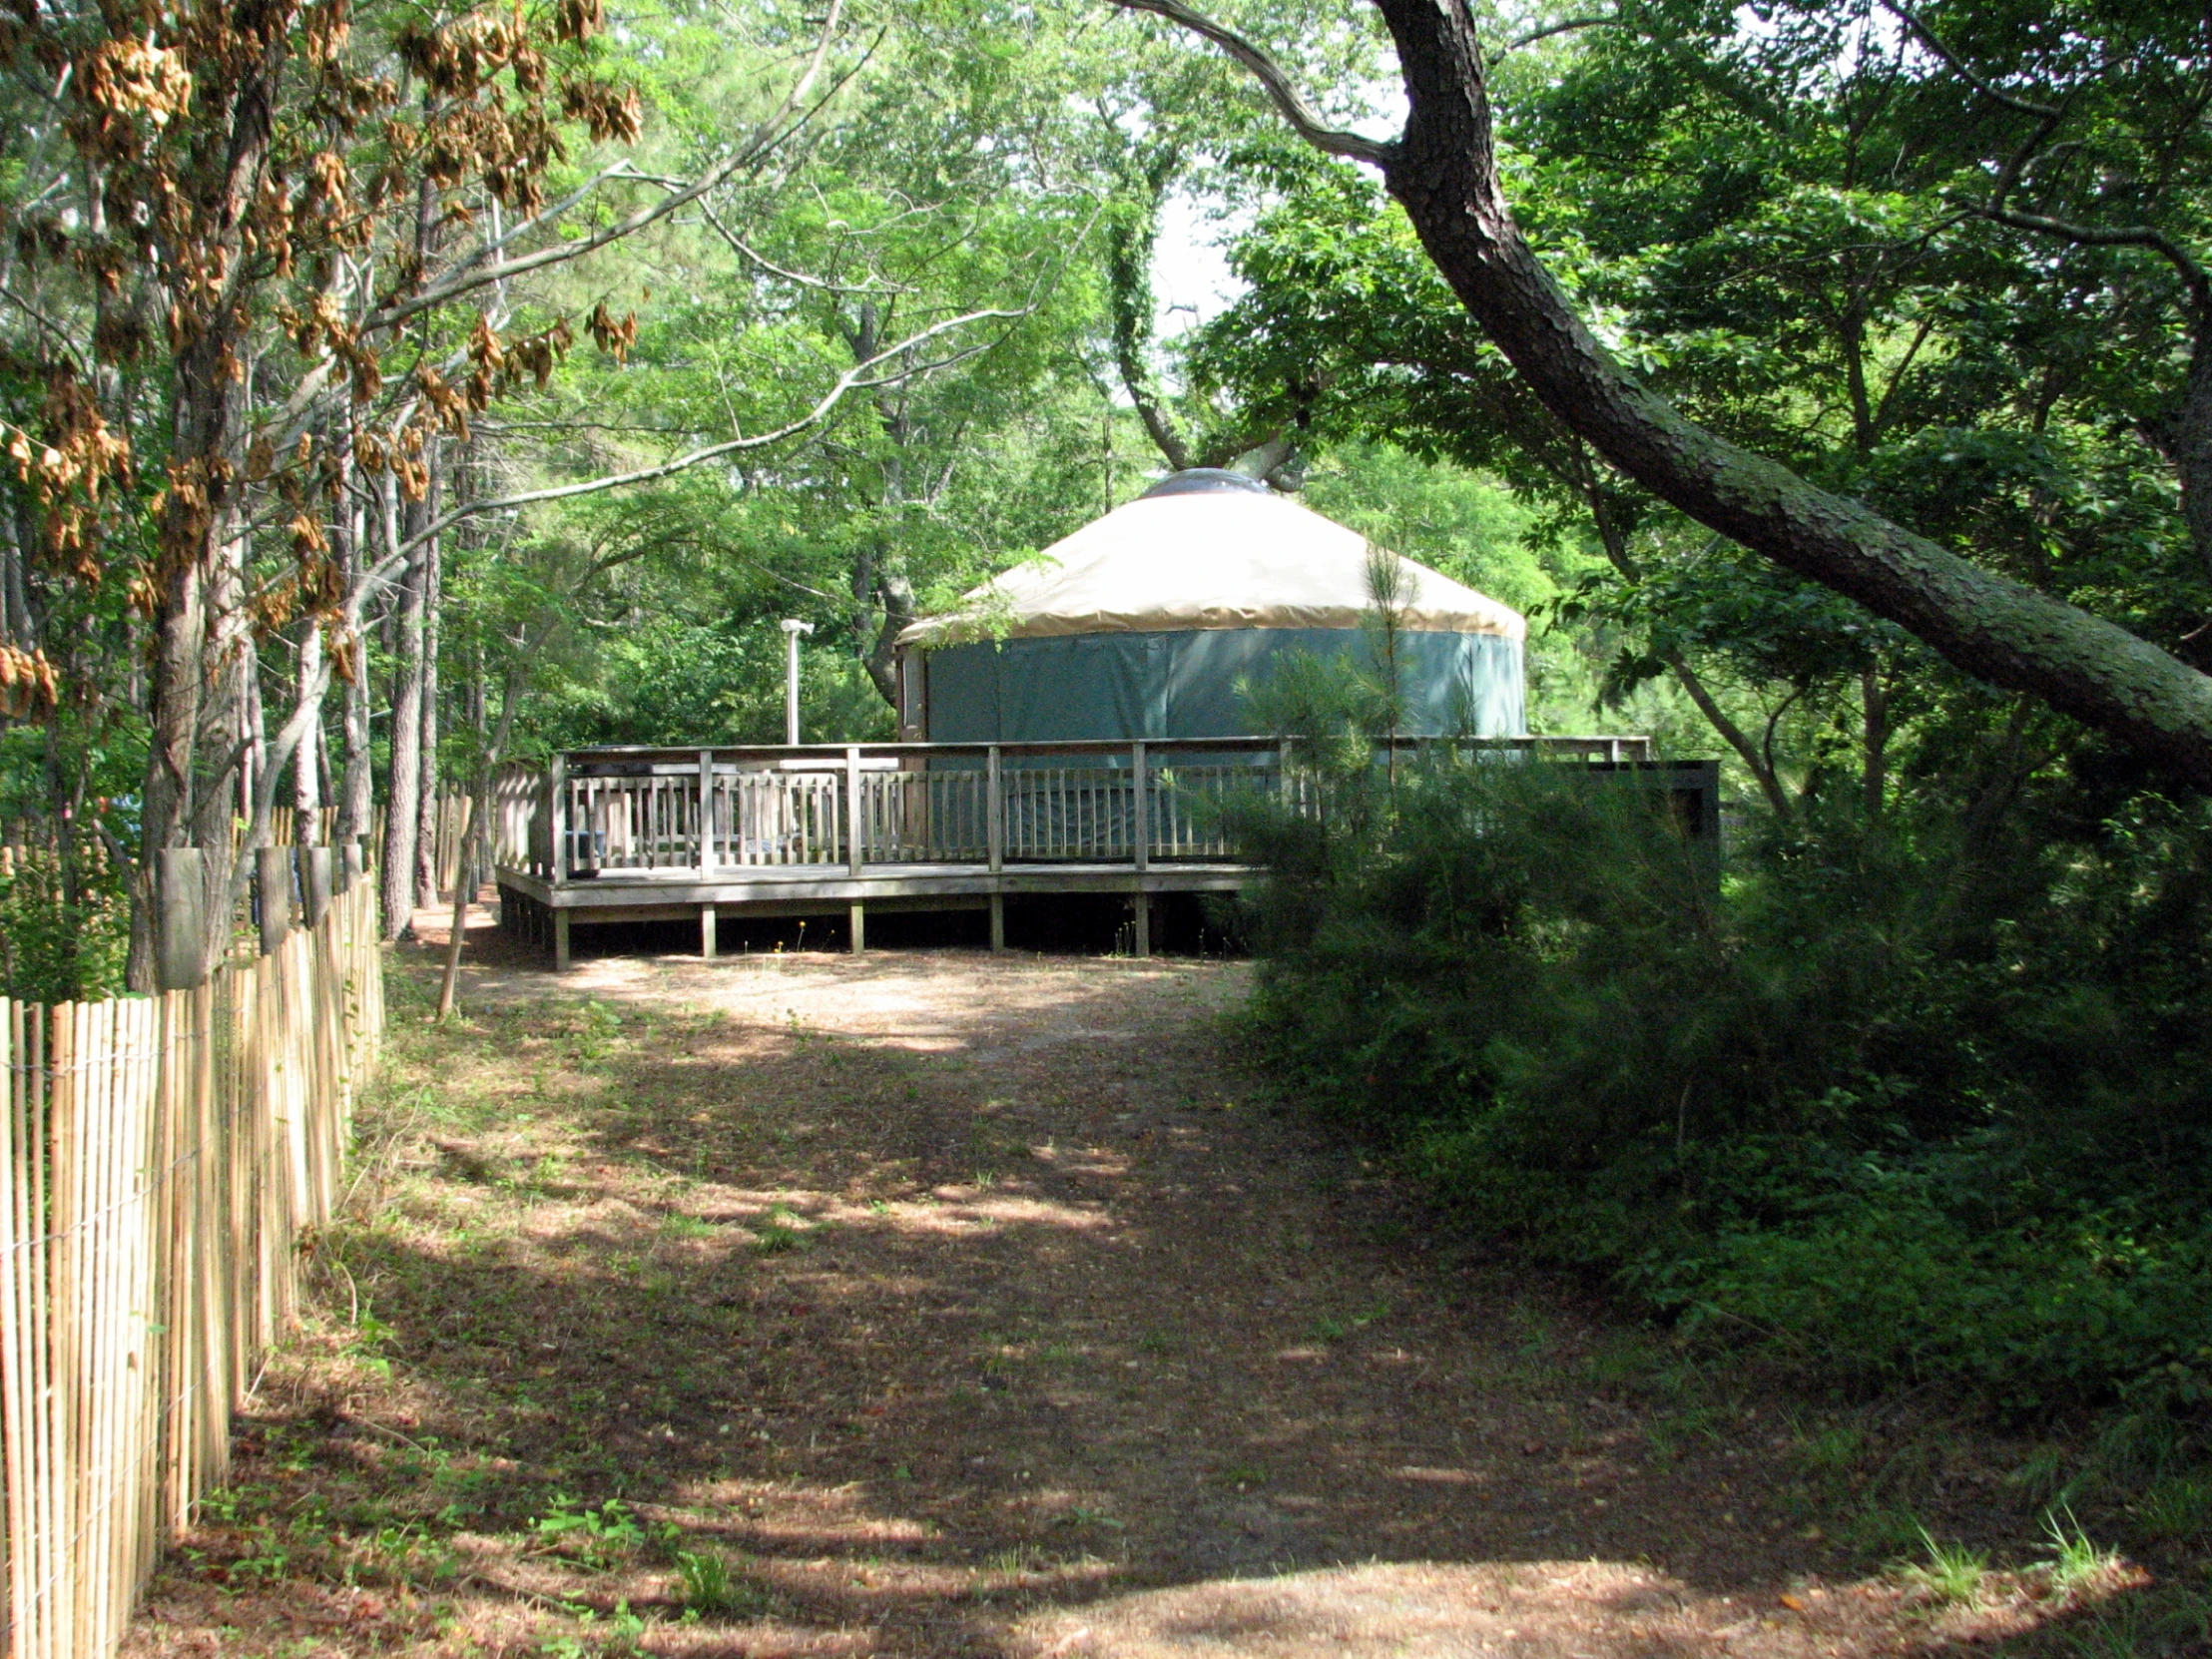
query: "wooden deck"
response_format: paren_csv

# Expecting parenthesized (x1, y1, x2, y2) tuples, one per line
(495, 858, 1251, 966)
(488, 736, 1685, 967)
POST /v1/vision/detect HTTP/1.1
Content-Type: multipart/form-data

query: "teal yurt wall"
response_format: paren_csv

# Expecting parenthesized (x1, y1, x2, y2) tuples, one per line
(896, 470, 1527, 743)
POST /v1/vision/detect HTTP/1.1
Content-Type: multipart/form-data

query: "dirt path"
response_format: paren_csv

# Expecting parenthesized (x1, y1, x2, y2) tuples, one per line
(124, 937, 2111, 1659)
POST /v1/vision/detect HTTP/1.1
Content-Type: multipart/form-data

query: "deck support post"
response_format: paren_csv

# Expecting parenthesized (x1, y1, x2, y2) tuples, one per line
(989, 891, 1005, 952)
(553, 909, 571, 972)
(700, 903, 717, 960)
(1133, 892, 1151, 958)
(848, 901, 865, 953)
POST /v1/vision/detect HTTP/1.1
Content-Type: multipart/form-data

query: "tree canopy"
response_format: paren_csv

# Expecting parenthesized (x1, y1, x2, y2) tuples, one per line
(3, 0, 2212, 992)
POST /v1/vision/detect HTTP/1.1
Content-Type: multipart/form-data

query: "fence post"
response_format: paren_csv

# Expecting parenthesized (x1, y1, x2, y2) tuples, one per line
(298, 845, 332, 927)
(986, 746, 1005, 951)
(1130, 741, 1149, 873)
(844, 747, 865, 954)
(844, 748, 863, 877)
(1131, 741, 1151, 957)
(255, 846, 292, 956)
(156, 848, 211, 991)
(986, 746, 1003, 873)
(550, 753, 570, 885)
(697, 751, 714, 877)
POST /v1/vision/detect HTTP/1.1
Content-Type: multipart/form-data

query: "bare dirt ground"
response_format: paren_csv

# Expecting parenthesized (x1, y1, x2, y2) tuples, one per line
(121, 919, 2153, 1659)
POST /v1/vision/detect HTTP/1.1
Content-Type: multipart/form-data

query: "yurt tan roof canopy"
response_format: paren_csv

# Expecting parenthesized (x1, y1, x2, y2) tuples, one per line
(897, 470, 1525, 648)
(896, 470, 1527, 744)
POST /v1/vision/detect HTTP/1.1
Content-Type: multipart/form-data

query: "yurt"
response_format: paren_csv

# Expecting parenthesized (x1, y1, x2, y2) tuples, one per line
(895, 469, 1526, 742)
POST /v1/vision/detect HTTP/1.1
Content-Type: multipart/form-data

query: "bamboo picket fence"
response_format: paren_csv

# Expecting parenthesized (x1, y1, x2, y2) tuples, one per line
(0, 876, 383, 1659)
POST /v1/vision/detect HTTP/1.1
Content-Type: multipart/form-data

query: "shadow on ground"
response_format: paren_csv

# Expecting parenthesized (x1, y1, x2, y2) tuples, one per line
(121, 942, 2157, 1658)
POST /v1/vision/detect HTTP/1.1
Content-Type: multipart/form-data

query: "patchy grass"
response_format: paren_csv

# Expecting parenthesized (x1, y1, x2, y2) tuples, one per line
(116, 943, 2206, 1659)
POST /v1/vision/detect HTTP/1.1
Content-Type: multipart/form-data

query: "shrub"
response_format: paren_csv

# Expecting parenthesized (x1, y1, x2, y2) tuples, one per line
(0, 836, 130, 1002)
(1231, 740, 2212, 1408)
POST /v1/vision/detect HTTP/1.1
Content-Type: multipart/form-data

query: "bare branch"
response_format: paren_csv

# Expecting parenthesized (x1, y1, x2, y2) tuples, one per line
(347, 302, 1031, 606)
(1502, 15, 1618, 54)
(698, 200, 899, 294)
(1112, 0, 1397, 167)
(366, 0, 848, 331)
(1982, 206, 2212, 315)
(443, 161, 638, 279)
(1877, 0, 2060, 120)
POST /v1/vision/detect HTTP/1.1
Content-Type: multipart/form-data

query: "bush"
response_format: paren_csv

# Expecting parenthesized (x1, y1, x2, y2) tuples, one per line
(0, 836, 130, 1002)
(1231, 743, 2212, 1409)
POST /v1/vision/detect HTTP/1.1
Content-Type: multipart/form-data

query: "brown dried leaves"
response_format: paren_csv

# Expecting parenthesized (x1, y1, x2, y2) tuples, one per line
(0, 645, 59, 721)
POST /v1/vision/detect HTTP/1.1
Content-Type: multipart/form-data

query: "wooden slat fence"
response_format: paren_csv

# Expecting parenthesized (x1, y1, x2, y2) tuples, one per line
(0, 877, 382, 1659)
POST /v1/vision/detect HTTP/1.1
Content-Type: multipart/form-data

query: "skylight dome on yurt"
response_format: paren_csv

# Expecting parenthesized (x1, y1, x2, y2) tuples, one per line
(894, 469, 1527, 742)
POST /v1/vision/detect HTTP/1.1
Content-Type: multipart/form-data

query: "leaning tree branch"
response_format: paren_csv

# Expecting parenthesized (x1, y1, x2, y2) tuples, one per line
(1132, 0, 2212, 787)
(1114, 0, 1397, 166)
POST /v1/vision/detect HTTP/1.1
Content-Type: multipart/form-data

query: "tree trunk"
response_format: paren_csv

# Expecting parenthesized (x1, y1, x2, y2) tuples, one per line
(1366, 0, 2212, 788)
(1106, 157, 1195, 472)
(864, 561, 914, 706)
(342, 670, 372, 843)
(1862, 664, 1890, 820)
(241, 633, 267, 825)
(132, 30, 288, 988)
(2153, 317, 2212, 586)
(380, 488, 426, 941)
(1576, 462, 1794, 816)
(0, 512, 28, 648)
(294, 619, 323, 845)
(332, 467, 373, 848)
(1667, 651, 1793, 820)
(414, 529, 441, 907)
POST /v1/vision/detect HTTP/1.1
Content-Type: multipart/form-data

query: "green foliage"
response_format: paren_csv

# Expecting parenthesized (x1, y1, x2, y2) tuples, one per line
(1233, 673, 2212, 1409)
(1903, 1529, 1990, 1605)
(530, 1495, 646, 1570)
(532, 619, 889, 749)
(676, 1548, 774, 1615)
(0, 838, 129, 1003)
(2040, 1509, 2120, 1595)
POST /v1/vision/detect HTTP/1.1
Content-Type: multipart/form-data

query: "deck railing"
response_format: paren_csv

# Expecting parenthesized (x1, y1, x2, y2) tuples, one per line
(496, 736, 1659, 884)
